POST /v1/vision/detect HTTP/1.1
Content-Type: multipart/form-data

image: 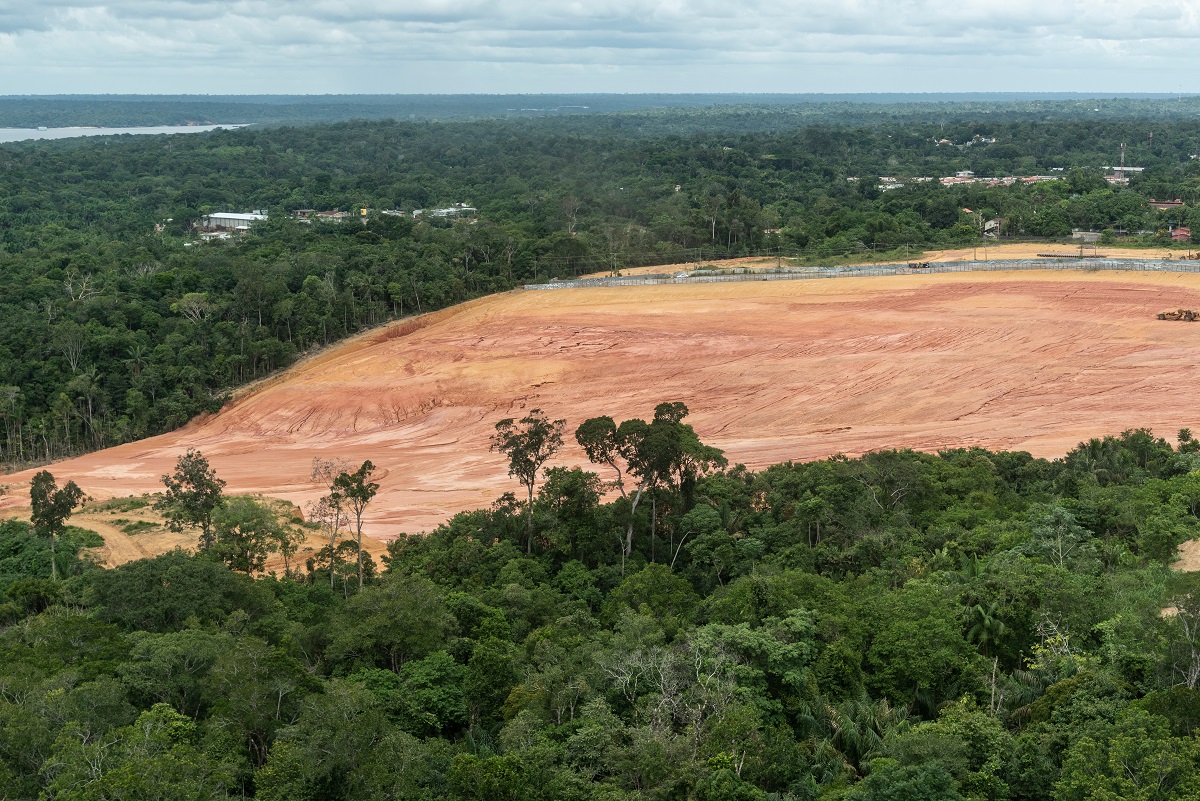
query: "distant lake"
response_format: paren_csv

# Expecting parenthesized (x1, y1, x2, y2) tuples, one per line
(0, 124, 251, 143)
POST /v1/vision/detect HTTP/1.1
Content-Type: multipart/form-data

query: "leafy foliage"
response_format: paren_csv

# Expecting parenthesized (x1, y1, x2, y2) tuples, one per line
(4, 420, 1197, 798)
(156, 449, 226, 550)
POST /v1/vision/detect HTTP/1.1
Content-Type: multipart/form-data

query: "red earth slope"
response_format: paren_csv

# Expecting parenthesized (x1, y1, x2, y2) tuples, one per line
(5, 270, 1200, 543)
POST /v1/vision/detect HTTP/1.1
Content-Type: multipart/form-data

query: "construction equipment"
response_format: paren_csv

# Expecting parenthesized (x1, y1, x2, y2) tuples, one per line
(1156, 309, 1200, 321)
(907, 261, 931, 269)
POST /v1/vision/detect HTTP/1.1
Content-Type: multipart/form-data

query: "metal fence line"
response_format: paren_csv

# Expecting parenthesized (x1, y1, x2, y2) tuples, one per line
(522, 259, 1200, 290)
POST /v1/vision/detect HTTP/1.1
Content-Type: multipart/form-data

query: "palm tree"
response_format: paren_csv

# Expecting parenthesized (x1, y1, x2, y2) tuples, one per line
(967, 601, 1009, 657)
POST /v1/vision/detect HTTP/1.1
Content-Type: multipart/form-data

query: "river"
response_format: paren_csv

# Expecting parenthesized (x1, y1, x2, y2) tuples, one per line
(0, 124, 251, 143)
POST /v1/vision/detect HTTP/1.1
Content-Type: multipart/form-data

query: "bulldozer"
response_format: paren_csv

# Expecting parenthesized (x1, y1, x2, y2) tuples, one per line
(1156, 308, 1200, 321)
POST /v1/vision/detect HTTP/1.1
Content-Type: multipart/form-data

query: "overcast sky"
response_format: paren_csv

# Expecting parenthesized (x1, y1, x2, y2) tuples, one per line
(1, 0, 1196, 94)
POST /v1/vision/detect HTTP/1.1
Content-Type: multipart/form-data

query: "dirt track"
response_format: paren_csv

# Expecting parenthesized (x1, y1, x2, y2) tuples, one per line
(7, 266, 1200, 545)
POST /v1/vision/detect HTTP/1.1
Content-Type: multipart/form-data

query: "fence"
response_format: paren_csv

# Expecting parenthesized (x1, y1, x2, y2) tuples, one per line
(523, 258, 1200, 291)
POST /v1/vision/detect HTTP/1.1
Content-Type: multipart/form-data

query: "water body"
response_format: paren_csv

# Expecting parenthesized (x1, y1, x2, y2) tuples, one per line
(0, 124, 251, 143)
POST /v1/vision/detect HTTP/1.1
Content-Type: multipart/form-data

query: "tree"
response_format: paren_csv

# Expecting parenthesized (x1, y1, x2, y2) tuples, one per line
(1023, 504, 1098, 571)
(29, 470, 85, 581)
(43, 703, 235, 800)
(272, 522, 306, 579)
(326, 572, 454, 673)
(254, 679, 389, 801)
(1166, 572, 1200, 690)
(202, 636, 312, 768)
(1054, 709, 1200, 801)
(86, 550, 278, 632)
(155, 448, 226, 551)
(211, 496, 281, 574)
(576, 402, 725, 567)
(330, 460, 379, 591)
(307, 493, 348, 590)
(490, 409, 565, 553)
(846, 759, 964, 801)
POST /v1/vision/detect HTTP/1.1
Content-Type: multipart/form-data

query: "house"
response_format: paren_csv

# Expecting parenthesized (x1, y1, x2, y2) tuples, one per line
(1172, 227, 1192, 242)
(1150, 199, 1185, 211)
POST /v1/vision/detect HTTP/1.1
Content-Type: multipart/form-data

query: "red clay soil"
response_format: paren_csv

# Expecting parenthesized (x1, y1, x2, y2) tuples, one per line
(6, 269, 1200, 547)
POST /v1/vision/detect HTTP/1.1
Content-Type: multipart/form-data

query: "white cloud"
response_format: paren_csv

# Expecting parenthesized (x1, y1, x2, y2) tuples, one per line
(1, 0, 1198, 92)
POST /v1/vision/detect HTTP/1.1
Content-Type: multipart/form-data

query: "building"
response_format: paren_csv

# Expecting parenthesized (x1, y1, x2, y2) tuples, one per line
(413, 203, 477, 220)
(1150, 199, 1185, 211)
(202, 211, 268, 230)
(1172, 227, 1192, 242)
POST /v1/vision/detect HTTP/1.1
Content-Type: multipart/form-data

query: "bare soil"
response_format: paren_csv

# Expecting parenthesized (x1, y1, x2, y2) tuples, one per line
(1176, 540, 1200, 571)
(583, 243, 1193, 278)
(7, 267, 1200, 551)
(1, 495, 388, 571)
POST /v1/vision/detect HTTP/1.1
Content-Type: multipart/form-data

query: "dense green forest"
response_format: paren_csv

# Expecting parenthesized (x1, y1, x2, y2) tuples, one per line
(6, 101, 1200, 468)
(4, 420, 1200, 799)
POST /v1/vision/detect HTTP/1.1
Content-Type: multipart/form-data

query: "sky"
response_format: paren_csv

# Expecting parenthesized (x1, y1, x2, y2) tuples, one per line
(1, 0, 1197, 95)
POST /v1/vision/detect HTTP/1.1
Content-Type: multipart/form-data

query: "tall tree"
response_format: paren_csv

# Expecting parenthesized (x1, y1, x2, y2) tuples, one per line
(29, 470, 85, 581)
(576, 402, 724, 567)
(490, 409, 565, 553)
(155, 448, 226, 551)
(331, 460, 379, 591)
(310, 457, 352, 589)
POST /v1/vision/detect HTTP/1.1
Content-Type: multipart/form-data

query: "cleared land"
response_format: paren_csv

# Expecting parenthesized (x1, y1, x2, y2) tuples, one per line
(582, 242, 1195, 278)
(6, 267, 1200, 554)
(0, 496, 390, 572)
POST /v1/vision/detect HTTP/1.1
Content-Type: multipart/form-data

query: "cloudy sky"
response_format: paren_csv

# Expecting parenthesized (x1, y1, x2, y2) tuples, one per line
(1, 0, 1196, 94)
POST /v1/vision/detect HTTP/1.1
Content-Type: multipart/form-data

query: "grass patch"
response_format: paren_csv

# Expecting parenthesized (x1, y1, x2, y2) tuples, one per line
(121, 520, 158, 536)
(62, 525, 105, 548)
(89, 495, 154, 513)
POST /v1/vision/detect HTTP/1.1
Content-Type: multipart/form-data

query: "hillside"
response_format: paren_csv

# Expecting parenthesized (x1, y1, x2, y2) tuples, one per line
(5, 267, 1200, 542)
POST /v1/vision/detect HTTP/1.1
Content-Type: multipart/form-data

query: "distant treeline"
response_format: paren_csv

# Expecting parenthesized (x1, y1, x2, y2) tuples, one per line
(5, 106, 1200, 466)
(1, 93, 1200, 128)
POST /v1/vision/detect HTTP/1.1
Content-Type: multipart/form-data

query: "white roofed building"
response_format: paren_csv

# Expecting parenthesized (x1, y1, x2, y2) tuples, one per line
(202, 211, 268, 230)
